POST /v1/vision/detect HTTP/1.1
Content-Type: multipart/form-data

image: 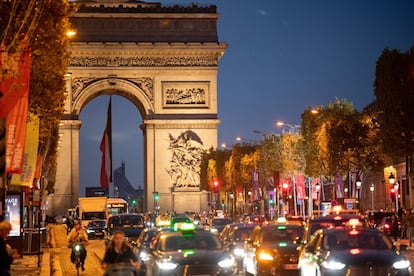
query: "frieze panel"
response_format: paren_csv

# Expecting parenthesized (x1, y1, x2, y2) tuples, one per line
(69, 55, 218, 67)
(162, 81, 209, 108)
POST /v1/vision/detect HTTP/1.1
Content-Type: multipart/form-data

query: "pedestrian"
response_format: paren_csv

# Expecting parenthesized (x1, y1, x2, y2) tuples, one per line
(67, 220, 89, 271)
(0, 221, 19, 276)
(390, 214, 400, 241)
(102, 230, 140, 275)
(406, 210, 414, 247)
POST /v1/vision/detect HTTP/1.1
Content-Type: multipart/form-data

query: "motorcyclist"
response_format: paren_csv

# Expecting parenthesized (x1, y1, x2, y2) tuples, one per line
(67, 220, 89, 271)
(102, 230, 140, 275)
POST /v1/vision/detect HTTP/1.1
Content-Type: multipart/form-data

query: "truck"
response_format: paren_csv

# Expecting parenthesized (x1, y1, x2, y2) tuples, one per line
(78, 197, 108, 228)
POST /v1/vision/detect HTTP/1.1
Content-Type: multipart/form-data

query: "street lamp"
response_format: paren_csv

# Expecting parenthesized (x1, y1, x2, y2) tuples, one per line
(356, 177, 362, 210)
(370, 184, 375, 210)
(315, 183, 321, 214)
(389, 172, 396, 184)
(394, 181, 399, 214)
(276, 121, 301, 134)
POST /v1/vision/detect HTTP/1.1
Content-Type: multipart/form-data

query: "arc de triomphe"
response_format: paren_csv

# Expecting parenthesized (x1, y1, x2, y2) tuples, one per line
(48, 1, 226, 215)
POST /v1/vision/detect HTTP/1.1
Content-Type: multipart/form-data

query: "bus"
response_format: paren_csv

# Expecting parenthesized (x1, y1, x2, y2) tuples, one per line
(107, 198, 128, 217)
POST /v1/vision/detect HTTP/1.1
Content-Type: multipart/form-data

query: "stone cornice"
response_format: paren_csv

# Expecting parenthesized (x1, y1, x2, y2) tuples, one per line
(69, 42, 227, 67)
(143, 119, 220, 129)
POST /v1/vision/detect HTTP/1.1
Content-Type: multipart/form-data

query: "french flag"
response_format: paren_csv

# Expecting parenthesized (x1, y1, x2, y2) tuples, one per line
(100, 98, 112, 189)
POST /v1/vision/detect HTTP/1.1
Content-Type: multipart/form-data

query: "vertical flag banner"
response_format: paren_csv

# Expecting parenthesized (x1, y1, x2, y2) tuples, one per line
(312, 177, 320, 200)
(100, 98, 112, 189)
(273, 171, 280, 188)
(334, 173, 344, 198)
(11, 114, 39, 186)
(1, 50, 31, 173)
(252, 170, 260, 201)
(296, 173, 305, 201)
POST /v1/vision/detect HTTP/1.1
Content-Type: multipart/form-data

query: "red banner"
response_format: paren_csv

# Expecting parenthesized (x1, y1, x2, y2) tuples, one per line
(296, 174, 305, 201)
(0, 50, 31, 173)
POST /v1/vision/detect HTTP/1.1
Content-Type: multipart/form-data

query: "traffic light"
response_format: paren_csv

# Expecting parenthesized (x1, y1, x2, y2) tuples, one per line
(131, 198, 137, 205)
(221, 199, 225, 208)
(153, 191, 159, 201)
(213, 180, 219, 192)
(390, 187, 396, 202)
(269, 195, 274, 205)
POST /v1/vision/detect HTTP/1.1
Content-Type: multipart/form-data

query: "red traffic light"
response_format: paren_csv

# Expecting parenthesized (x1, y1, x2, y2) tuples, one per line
(213, 181, 219, 187)
(390, 188, 395, 193)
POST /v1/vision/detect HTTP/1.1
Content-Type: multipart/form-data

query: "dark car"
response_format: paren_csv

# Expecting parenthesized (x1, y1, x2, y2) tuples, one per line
(86, 219, 106, 239)
(303, 214, 368, 243)
(107, 213, 145, 240)
(134, 228, 166, 276)
(224, 224, 256, 272)
(243, 224, 304, 275)
(145, 223, 236, 276)
(298, 227, 411, 276)
(209, 218, 232, 234)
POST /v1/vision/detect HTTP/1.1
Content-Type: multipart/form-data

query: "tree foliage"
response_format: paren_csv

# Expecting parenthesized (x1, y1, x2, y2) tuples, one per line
(1, 0, 73, 191)
(374, 47, 414, 159)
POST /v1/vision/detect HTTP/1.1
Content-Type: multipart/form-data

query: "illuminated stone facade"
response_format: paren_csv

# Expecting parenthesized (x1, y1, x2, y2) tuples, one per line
(48, 0, 226, 215)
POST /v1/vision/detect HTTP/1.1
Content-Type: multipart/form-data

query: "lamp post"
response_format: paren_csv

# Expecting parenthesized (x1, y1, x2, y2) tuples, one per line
(370, 184, 375, 210)
(315, 183, 321, 214)
(356, 177, 362, 210)
(389, 172, 397, 213)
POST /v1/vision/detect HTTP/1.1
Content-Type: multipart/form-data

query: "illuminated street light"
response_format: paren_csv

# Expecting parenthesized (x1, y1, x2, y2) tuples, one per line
(66, 29, 77, 38)
(370, 184, 375, 210)
(276, 121, 301, 134)
(389, 172, 395, 184)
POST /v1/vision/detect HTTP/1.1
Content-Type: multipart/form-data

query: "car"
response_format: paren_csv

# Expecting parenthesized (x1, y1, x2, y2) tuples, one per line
(298, 227, 411, 276)
(243, 224, 304, 275)
(107, 213, 145, 241)
(86, 219, 106, 239)
(303, 214, 368, 243)
(145, 223, 236, 275)
(209, 218, 232, 234)
(134, 228, 174, 276)
(224, 224, 256, 272)
(220, 223, 246, 245)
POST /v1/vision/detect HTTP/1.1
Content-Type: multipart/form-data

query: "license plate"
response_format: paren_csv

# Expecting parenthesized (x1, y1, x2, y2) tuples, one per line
(283, 264, 298, 270)
(95, 232, 103, 235)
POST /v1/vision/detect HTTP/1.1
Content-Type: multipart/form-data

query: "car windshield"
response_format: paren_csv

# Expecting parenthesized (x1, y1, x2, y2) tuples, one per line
(261, 227, 304, 244)
(110, 215, 144, 227)
(82, 212, 106, 220)
(323, 231, 393, 251)
(232, 228, 254, 241)
(161, 233, 222, 251)
(88, 220, 105, 227)
(212, 219, 231, 226)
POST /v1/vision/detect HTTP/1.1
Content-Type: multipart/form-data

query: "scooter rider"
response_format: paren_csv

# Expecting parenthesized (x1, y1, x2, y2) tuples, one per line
(67, 220, 89, 271)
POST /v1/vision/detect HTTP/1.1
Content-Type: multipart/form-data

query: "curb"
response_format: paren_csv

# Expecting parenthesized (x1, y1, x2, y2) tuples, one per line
(48, 226, 64, 276)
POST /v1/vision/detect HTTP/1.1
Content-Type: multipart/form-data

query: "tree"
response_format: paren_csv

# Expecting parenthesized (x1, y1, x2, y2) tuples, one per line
(374, 47, 414, 159)
(1, 0, 73, 192)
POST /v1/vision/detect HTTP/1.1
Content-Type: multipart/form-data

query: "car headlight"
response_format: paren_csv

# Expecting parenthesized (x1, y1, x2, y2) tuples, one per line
(321, 260, 346, 270)
(218, 256, 234, 268)
(157, 260, 178, 270)
(258, 252, 274, 261)
(233, 248, 245, 257)
(210, 228, 219, 234)
(86, 229, 94, 233)
(139, 251, 150, 262)
(393, 260, 410, 270)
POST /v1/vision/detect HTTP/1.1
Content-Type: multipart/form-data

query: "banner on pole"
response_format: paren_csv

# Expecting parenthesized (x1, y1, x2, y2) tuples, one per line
(11, 114, 39, 186)
(296, 173, 305, 201)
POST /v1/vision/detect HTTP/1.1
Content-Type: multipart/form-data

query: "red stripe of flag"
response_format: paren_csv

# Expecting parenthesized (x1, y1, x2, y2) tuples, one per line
(100, 98, 112, 189)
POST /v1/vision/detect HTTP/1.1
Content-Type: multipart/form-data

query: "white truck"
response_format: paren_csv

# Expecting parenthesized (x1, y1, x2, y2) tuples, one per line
(78, 197, 108, 228)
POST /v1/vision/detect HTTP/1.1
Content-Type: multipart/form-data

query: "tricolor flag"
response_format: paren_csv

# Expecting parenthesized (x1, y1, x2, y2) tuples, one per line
(100, 98, 112, 189)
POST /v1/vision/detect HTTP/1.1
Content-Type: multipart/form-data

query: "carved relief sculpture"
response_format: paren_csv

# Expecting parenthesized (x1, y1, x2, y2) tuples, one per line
(166, 130, 204, 191)
(162, 81, 209, 108)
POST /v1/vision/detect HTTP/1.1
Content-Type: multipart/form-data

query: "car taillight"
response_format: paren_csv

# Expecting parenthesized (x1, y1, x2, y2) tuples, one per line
(384, 224, 390, 229)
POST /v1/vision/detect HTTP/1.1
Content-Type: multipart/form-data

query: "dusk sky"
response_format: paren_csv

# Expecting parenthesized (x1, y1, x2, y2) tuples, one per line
(78, 0, 414, 195)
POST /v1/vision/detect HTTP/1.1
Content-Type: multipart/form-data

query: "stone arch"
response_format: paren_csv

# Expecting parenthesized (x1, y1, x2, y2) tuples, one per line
(71, 78, 154, 118)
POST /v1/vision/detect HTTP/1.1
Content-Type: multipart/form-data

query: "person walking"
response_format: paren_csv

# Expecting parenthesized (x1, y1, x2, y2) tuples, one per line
(0, 221, 19, 276)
